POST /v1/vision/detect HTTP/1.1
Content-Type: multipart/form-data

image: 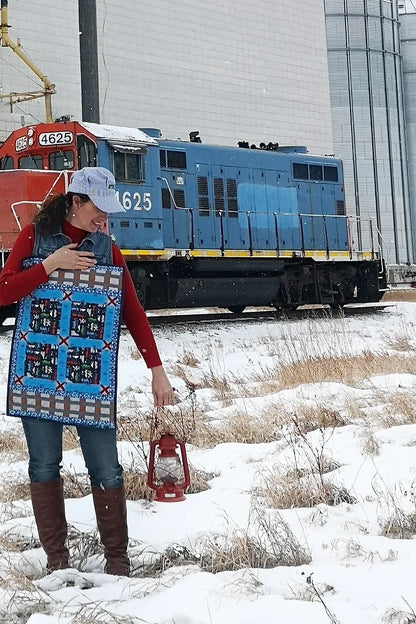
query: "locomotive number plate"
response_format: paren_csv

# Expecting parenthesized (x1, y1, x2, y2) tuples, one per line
(38, 131, 73, 146)
(15, 136, 28, 152)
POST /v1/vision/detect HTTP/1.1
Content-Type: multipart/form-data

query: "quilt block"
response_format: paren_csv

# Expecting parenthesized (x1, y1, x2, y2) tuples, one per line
(7, 260, 123, 428)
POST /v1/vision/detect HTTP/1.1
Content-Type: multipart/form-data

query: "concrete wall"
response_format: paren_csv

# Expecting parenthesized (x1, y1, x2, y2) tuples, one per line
(0, 0, 81, 132)
(0, 0, 334, 156)
(95, 0, 333, 154)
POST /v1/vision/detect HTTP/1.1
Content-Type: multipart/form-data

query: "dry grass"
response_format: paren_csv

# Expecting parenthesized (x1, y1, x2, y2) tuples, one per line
(67, 525, 103, 571)
(382, 289, 416, 302)
(380, 510, 416, 539)
(255, 352, 416, 392)
(117, 413, 153, 444)
(199, 533, 282, 572)
(290, 406, 348, 434)
(0, 476, 30, 502)
(130, 543, 199, 578)
(259, 471, 354, 509)
(199, 506, 311, 572)
(62, 426, 81, 451)
(64, 604, 144, 623)
(0, 531, 39, 553)
(0, 588, 51, 623)
(185, 466, 214, 494)
(123, 470, 153, 501)
(388, 336, 415, 352)
(383, 605, 416, 623)
(177, 349, 200, 367)
(359, 428, 381, 456)
(210, 411, 280, 445)
(0, 430, 27, 461)
(381, 392, 416, 428)
(61, 469, 91, 498)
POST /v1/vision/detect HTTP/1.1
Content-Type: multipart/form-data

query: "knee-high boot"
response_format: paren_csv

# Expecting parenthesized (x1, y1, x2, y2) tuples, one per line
(29, 478, 69, 572)
(92, 484, 130, 576)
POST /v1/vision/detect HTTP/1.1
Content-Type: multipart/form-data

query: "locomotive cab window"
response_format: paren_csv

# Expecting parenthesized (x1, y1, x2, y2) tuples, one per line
(77, 135, 97, 169)
(0, 156, 14, 170)
(293, 163, 308, 180)
(293, 162, 338, 182)
(49, 150, 74, 170)
(309, 165, 323, 181)
(324, 166, 338, 182)
(19, 154, 42, 169)
(114, 152, 145, 183)
(160, 149, 187, 170)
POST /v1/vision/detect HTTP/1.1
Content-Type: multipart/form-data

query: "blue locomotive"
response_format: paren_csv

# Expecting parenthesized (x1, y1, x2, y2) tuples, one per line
(0, 121, 387, 311)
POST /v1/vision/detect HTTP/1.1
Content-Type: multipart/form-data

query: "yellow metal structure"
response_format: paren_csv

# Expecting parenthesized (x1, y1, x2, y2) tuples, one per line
(0, 1, 55, 122)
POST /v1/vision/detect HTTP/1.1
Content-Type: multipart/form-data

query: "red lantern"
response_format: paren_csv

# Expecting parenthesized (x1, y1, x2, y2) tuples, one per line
(147, 432, 191, 502)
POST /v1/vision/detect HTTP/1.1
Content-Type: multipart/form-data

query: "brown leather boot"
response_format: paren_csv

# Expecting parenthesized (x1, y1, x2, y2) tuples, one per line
(92, 484, 130, 576)
(29, 478, 69, 572)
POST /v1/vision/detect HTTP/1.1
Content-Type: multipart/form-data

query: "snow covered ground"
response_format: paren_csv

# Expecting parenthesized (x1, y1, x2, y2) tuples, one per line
(0, 301, 416, 623)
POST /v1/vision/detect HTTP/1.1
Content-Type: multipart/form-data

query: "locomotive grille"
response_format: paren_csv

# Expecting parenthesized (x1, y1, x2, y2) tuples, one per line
(226, 179, 238, 217)
(336, 200, 345, 215)
(198, 196, 209, 215)
(173, 189, 185, 208)
(161, 188, 171, 209)
(198, 176, 209, 216)
(214, 178, 225, 216)
(197, 176, 208, 195)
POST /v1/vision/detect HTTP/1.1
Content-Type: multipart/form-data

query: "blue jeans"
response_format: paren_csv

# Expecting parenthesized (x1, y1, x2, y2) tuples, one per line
(21, 417, 123, 488)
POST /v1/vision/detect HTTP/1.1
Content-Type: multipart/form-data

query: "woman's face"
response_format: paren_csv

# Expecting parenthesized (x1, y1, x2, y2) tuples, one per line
(68, 196, 108, 232)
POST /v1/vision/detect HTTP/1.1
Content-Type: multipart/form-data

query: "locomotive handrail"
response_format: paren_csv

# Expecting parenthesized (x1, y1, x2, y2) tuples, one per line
(157, 176, 193, 249)
(322, 215, 330, 257)
(298, 213, 305, 254)
(273, 212, 280, 256)
(210, 209, 381, 258)
(49, 170, 71, 194)
(10, 170, 70, 232)
(157, 176, 188, 210)
(11, 201, 41, 231)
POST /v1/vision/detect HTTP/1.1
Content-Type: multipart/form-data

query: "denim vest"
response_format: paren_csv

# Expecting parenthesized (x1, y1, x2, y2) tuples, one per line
(32, 225, 112, 265)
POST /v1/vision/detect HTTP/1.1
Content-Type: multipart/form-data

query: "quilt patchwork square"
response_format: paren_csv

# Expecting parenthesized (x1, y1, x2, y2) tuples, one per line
(7, 260, 123, 429)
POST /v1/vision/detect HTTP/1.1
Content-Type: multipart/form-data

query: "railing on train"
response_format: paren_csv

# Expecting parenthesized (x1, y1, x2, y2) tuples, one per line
(214, 211, 380, 259)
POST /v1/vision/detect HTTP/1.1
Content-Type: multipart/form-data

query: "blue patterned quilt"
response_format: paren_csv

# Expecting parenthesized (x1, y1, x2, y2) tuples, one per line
(7, 260, 123, 428)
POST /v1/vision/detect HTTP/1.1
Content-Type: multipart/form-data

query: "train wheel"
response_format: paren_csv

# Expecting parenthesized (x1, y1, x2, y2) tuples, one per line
(227, 305, 245, 314)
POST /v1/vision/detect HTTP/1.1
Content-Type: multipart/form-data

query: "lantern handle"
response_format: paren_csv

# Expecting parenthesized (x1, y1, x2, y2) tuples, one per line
(177, 440, 191, 489)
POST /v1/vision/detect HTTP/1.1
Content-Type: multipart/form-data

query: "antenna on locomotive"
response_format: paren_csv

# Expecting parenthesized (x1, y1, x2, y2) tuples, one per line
(0, 0, 56, 122)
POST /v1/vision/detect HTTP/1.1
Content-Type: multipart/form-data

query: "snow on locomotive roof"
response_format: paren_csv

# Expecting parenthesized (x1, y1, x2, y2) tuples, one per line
(79, 122, 158, 146)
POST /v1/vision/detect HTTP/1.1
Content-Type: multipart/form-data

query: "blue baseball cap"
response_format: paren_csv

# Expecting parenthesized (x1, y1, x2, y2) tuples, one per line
(68, 167, 126, 214)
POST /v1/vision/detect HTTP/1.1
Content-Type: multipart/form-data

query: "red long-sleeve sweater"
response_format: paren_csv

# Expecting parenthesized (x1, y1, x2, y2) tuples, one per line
(0, 222, 162, 368)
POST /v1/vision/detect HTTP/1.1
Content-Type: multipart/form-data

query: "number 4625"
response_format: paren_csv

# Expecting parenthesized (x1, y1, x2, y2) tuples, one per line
(115, 191, 152, 211)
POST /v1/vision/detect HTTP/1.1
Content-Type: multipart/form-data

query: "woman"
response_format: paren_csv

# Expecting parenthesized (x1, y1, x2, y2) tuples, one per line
(0, 166, 174, 576)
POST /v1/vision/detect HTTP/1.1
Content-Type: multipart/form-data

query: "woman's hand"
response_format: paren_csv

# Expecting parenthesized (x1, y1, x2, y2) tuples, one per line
(42, 243, 97, 275)
(151, 365, 175, 407)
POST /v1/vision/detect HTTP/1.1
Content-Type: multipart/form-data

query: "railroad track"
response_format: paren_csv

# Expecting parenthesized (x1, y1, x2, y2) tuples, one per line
(0, 302, 396, 334)
(146, 302, 396, 327)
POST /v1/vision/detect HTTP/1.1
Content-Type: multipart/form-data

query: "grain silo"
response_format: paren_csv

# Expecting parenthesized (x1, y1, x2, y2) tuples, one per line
(325, 0, 415, 274)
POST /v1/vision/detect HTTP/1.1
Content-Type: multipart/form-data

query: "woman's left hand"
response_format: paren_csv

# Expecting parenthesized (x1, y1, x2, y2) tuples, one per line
(151, 366, 175, 407)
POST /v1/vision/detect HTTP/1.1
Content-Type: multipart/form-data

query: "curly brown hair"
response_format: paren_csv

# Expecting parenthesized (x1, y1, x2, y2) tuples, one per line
(33, 192, 90, 234)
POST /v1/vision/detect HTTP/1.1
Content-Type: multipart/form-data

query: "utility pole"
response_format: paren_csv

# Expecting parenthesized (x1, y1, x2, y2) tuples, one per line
(79, 0, 100, 123)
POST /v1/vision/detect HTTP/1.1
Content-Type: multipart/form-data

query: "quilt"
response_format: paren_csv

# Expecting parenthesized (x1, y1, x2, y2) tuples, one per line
(7, 260, 123, 429)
